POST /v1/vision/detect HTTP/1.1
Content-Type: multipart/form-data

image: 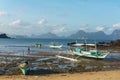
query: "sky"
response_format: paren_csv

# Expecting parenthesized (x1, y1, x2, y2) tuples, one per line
(1, 0, 120, 36)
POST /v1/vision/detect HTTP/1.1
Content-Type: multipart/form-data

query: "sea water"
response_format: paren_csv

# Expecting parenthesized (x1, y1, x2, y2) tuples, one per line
(1, 38, 117, 60)
(0, 38, 112, 52)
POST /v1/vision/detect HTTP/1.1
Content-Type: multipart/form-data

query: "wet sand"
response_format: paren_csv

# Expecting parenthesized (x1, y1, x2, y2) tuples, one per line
(0, 70, 120, 80)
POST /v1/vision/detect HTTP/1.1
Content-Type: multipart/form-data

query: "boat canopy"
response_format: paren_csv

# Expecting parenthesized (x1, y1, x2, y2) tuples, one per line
(72, 43, 96, 47)
(85, 44, 96, 46)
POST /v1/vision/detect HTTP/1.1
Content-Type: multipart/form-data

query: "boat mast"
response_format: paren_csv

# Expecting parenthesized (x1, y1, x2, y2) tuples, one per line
(82, 36, 87, 50)
(95, 42, 97, 50)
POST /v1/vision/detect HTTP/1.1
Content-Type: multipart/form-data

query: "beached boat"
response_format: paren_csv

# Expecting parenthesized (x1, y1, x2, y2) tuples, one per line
(19, 62, 28, 75)
(70, 43, 110, 59)
(56, 38, 109, 61)
(56, 44, 109, 61)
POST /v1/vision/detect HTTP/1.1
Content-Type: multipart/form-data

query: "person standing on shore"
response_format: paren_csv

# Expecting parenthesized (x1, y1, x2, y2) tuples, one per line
(28, 47, 30, 55)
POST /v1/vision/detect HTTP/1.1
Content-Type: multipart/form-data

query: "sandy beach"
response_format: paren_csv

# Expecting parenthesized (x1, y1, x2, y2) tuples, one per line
(0, 70, 119, 80)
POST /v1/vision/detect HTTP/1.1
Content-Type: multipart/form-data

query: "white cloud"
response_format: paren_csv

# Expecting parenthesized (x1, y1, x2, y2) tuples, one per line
(0, 18, 71, 36)
(37, 19, 68, 35)
(2, 19, 47, 35)
(108, 23, 120, 31)
(0, 23, 4, 26)
(113, 23, 120, 27)
(9, 20, 22, 26)
(96, 26, 105, 31)
(9, 19, 30, 27)
(48, 24, 66, 27)
(52, 27, 73, 36)
(52, 27, 66, 33)
(0, 11, 8, 17)
(37, 19, 47, 25)
(79, 24, 89, 31)
(5, 19, 33, 35)
(47, 23, 67, 32)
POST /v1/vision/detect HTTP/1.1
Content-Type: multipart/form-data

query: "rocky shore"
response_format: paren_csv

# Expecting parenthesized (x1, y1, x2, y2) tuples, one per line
(0, 39, 120, 77)
(0, 52, 119, 75)
(97, 39, 120, 51)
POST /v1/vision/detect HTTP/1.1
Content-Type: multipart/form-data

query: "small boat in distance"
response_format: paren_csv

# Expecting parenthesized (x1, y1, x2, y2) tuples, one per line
(49, 42, 62, 49)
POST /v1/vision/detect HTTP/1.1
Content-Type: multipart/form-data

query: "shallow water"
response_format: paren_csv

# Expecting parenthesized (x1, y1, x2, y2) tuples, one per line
(0, 38, 120, 75)
(0, 38, 111, 52)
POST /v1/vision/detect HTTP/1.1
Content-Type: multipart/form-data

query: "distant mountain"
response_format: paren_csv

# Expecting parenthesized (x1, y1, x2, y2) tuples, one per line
(37, 32, 60, 39)
(110, 29, 120, 40)
(28, 29, 120, 40)
(9, 34, 28, 38)
(69, 30, 86, 39)
(8, 29, 120, 40)
(0, 33, 10, 38)
(87, 31, 109, 40)
(68, 30, 109, 40)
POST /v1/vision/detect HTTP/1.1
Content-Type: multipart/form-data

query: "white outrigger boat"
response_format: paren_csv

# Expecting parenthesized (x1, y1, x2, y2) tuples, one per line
(70, 43, 110, 59)
(49, 45, 62, 49)
(56, 36, 110, 61)
(49, 42, 62, 49)
(56, 40, 110, 61)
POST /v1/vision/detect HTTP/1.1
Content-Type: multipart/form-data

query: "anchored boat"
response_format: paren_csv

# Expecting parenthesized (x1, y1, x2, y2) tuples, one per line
(49, 42, 62, 49)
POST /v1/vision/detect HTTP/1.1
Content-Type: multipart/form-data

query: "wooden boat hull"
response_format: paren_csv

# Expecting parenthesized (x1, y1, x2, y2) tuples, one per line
(72, 51, 110, 59)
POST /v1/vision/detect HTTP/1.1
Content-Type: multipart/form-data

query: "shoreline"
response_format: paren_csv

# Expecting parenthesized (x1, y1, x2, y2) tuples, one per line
(0, 69, 120, 80)
(0, 52, 120, 75)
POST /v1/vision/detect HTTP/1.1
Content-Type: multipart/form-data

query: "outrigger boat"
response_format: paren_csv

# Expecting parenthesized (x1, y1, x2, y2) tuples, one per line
(49, 42, 62, 49)
(70, 43, 110, 59)
(49, 45, 62, 49)
(71, 45, 110, 59)
(56, 40, 110, 61)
